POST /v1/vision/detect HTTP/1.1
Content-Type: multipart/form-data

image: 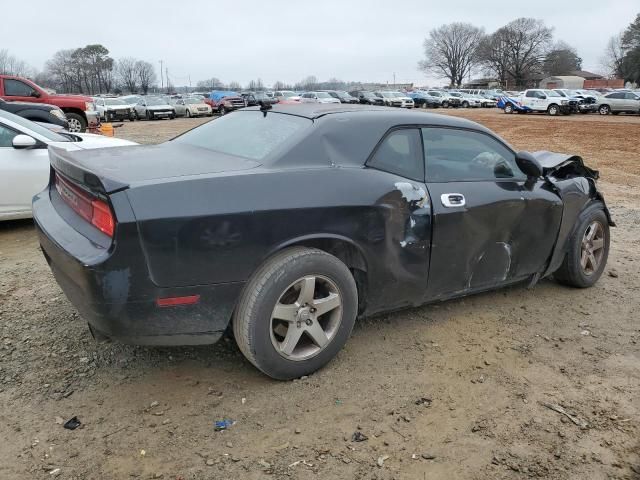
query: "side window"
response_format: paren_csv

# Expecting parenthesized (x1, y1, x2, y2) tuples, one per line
(0, 124, 18, 147)
(422, 128, 524, 182)
(525, 91, 536, 98)
(368, 129, 424, 181)
(4, 79, 37, 97)
(625, 93, 638, 100)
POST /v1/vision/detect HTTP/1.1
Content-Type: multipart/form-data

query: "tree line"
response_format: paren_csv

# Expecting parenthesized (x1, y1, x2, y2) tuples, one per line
(420, 14, 639, 89)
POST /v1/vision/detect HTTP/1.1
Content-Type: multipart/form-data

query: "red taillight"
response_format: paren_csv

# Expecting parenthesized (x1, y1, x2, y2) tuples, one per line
(55, 173, 115, 238)
(156, 295, 201, 307)
(91, 199, 115, 237)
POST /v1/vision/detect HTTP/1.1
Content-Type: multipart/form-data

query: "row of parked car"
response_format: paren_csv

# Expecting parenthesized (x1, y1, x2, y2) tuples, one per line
(498, 88, 640, 116)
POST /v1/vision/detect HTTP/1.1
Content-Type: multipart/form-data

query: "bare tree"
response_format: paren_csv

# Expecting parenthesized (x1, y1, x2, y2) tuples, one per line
(196, 77, 222, 90)
(478, 18, 553, 88)
(228, 81, 241, 90)
(418, 23, 485, 87)
(116, 57, 138, 93)
(272, 80, 291, 90)
(543, 41, 582, 75)
(135, 60, 156, 94)
(0, 49, 34, 77)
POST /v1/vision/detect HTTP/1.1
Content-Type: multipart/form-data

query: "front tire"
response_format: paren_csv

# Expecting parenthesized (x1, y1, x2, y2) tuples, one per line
(233, 247, 358, 380)
(599, 105, 610, 115)
(547, 104, 559, 116)
(504, 104, 514, 114)
(66, 113, 87, 133)
(462, 101, 469, 108)
(554, 203, 610, 288)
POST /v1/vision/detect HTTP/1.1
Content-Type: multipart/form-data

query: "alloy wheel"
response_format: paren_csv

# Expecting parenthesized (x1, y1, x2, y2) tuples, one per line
(270, 275, 342, 361)
(67, 118, 82, 132)
(580, 221, 605, 276)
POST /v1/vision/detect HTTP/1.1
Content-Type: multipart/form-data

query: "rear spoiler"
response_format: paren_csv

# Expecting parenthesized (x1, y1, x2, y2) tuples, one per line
(49, 146, 129, 195)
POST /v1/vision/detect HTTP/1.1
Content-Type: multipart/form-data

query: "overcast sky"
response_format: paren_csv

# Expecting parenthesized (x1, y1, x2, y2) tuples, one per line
(2, 0, 637, 87)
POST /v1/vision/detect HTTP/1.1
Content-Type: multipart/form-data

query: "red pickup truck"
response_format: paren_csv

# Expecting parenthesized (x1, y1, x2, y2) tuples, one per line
(0, 75, 99, 132)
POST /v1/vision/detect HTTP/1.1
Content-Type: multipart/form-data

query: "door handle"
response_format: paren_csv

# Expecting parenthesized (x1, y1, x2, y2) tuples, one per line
(441, 193, 466, 208)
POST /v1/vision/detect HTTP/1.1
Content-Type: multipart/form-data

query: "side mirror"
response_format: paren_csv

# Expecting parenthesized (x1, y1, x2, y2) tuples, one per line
(13, 134, 37, 149)
(515, 151, 543, 178)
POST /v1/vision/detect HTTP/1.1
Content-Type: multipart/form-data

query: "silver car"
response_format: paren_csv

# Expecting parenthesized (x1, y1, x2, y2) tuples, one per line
(300, 92, 341, 104)
(598, 91, 640, 115)
(130, 96, 176, 120)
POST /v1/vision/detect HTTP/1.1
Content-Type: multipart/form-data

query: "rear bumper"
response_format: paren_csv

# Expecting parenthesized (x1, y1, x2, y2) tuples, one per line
(33, 188, 243, 346)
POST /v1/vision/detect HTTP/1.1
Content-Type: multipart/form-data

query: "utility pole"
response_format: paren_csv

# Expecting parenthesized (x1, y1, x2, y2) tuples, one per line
(393, 72, 396, 87)
(159, 60, 164, 90)
(165, 67, 169, 93)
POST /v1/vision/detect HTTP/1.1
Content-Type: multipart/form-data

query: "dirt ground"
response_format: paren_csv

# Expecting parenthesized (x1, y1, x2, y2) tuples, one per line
(0, 109, 639, 480)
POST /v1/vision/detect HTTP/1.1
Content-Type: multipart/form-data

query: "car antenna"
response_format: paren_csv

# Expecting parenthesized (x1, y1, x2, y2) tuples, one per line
(260, 103, 272, 117)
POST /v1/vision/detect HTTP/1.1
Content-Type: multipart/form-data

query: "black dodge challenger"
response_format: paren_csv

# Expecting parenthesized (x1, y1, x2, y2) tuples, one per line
(33, 104, 613, 379)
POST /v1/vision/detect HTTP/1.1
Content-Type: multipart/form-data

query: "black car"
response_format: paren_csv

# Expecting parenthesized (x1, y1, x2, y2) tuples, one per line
(34, 104, 613, 380)
(241, 92, 277, 108)
(0, 97, 69, 129)
(325, 90, 358, 104)
(350, 90, 385, 105)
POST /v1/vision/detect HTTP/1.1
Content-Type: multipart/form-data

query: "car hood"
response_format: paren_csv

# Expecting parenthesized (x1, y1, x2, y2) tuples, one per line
(49, 142, 261, 194)
(49, 93, 93, 102)
(530, 151, 599, 179)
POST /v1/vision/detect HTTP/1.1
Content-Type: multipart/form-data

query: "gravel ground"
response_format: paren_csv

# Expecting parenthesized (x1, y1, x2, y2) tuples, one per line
(0, 109, 638, 479)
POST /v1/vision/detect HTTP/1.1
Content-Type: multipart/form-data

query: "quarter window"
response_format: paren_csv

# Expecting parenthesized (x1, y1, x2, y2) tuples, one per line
(368, 129, 424, 181)
(4, 79, 37, 97)
(422, 128, 524, 182)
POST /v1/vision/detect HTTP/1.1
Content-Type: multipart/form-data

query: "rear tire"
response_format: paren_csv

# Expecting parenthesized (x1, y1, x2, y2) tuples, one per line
(504, 104, 514, 114)
(233, 247, 358, 380)
(554, 203, 610, 288)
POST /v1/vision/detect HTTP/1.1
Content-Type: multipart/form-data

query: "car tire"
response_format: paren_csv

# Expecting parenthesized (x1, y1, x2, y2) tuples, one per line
(233, 247, 358, 380)
(462, 101, 469, 108)
(547, 104, 560, 116)
(599, 105, 610, 115)
(219, 106, 226, 116)
(442, 101, 449, 108)
(146, 110, 153, 121)
(66, 113, 87, 133)
(504, 104, 514, 114)
(554, 203, 610, 288)
(186, 109, 191, 118)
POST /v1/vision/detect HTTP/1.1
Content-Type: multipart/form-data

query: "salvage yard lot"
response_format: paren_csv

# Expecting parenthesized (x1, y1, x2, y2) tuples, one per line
(0, 109, 638, 479)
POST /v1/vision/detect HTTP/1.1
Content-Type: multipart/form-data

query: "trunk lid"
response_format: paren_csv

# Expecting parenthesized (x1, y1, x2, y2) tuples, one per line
(49, 142, 261, 194)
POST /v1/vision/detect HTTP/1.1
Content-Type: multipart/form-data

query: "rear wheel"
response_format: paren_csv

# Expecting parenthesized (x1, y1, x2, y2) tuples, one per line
(504, 104, 514, 114)
(233, 247, 358, 380)
(66, 113, 87, 133)
(554, 203, 610, 288)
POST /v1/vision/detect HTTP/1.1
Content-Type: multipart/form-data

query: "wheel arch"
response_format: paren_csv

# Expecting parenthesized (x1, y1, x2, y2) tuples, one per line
(266, 234, 369, 314)
(60, 107, 86, 119)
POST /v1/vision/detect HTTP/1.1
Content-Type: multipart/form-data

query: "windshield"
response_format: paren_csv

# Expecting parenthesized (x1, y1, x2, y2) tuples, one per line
(173, 111, 311, 161)
(105, 99, 126, 106)
(428, 91, 442, 97)
(378, 92, 393, 98)
(185, 98, 202, 104)
(449, 92, 462, 97)
(145, 97, 166, 106)
(316, 92, 331, 98)
(554, 90, 567, 97)
(0, 110, 69, 142)
(281, 91, 296, 98)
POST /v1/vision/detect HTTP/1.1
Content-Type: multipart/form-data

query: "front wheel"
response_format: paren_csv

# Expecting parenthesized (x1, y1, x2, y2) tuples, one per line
(547, 104, 559, 116)
(504, 104, 514, 114)
(462, 101, 469, 108)
(599, 105, 610, 115)
(233, 247, 358, 380)
(66, 113, 87, 133)
(554, 203, 610, 288)
(219, 106, 226, 115)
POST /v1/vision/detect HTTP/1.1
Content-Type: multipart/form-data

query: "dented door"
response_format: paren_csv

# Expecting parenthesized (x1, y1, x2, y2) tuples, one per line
(421, 126, 553, 299)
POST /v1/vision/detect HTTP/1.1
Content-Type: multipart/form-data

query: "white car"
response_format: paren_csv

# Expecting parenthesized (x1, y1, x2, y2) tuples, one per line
(388, 91, 415, 108)
(273, 91, 301, 102)
(300, 92, 341, 104)
(0, 110, 136, 220)
(170, 97, 213, 117)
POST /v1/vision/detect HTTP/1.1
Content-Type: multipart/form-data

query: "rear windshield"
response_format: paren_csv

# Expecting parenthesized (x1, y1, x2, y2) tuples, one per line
(173, 111, 311, 161)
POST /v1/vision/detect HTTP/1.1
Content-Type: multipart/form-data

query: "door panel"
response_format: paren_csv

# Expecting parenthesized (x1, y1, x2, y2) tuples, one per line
(0, 146, 50, 217)
(421, 126, 561, 299)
